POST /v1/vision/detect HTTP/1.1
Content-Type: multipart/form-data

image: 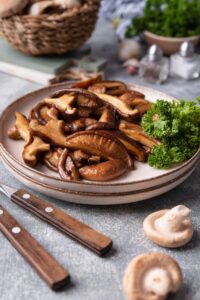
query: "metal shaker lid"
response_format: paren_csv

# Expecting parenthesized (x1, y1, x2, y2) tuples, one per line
(180, 41, 194, 57)
(147, 44, 163, 61)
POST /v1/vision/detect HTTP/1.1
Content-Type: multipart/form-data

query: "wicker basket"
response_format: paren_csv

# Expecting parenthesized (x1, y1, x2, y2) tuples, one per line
(0, 0, 100, 56)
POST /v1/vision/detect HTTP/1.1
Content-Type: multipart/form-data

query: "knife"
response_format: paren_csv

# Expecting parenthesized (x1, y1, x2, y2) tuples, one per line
(0, 184, 112, 256)
(0, 203, 70, 290)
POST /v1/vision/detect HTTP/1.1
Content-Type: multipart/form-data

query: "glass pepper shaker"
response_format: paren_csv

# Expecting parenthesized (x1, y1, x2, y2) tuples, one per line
(139, 44, 169, 84)
(170, 41, 200, 80)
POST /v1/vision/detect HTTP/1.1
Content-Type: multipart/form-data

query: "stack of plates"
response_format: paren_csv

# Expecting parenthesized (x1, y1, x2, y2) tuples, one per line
(0, 83, 199, 205)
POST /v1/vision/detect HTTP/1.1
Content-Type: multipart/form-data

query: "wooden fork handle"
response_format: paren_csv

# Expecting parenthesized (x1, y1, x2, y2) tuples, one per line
(11, 189, 113, 256)
(0, 204, 70, 290)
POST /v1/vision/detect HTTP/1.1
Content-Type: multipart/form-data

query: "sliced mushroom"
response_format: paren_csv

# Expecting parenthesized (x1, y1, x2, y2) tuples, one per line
(93, 92, 139, 121)
(71, 150, 90, 168)
(88, 155, 101, 165)
(88, 80, 127, 96)
(77, 107, 93, 118)
(8, 125, 21, 140)
(65, 130, 133, 169)
(45, 93, 77, 118)
(44, 148, 63, 171)
(70, 118, 86, 132)
(119, 120, 143, 131)
(143, 205, 194, 248)
(58, 148, 80, 181)
(86, 106, 115, 130)
(23, 137, 50, 167)
(132, 99, 151, 115)
(79, 159, 128, 181)
(72, 75, 103, 89)
(112, 131, 146, 162)
(65, 118, 97, 134)
(14, 112, 32, 144)
(10, 112, 50, 166)
(30, 119, 66, 147)
(120, 89, 145, 101)
(49, 88, 103, 111)
(119, 121, 160, 148)
(123, 252, 182, 300)
(29, 102, 59, 125)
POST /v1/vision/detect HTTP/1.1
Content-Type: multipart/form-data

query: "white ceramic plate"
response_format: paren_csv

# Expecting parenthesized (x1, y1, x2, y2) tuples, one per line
(0, 82, 199, 204)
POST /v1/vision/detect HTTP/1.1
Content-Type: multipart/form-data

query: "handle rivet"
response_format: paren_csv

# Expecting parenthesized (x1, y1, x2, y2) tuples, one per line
(22, 193, 31, 200)
(0, 210, 3, 216)
(45, 207, 53, 213)
(12, 227, 21, 234)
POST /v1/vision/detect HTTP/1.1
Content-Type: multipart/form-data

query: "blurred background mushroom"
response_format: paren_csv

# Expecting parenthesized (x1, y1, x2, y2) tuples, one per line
(123, 252, 183, 300)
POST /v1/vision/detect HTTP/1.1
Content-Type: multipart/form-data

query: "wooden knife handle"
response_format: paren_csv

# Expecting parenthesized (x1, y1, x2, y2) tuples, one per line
(11, 189, 113, 256)
(0, 204, 70, 290)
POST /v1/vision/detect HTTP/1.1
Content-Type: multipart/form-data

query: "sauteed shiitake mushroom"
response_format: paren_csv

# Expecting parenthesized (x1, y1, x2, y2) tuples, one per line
(8, 77, 159, 182)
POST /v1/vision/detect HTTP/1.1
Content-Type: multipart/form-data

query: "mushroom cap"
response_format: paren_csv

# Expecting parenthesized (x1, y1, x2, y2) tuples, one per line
(0, 0, 28, 18)
(123, 252, 182, 300)
(143, 205, 193, 248)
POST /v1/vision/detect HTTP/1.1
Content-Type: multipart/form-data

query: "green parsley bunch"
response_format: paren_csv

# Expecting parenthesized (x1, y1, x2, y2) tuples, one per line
(141, 99, 200, 169)
(126, 0, 200, 38)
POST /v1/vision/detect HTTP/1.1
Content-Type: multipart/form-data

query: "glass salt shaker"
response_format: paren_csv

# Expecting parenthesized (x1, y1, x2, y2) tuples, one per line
(139, 44, 169, 84)
(170, 41, 200, 80)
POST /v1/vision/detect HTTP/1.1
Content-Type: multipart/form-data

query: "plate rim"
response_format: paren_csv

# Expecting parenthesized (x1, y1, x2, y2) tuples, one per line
(1, 151, 199, 198)
(0, 82, 199, 187)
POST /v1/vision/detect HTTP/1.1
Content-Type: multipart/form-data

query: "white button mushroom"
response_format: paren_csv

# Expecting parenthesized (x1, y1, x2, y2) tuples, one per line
(29, 0, 81, 16)
(123, 252, 182, 300)
(143, 205, 193, 248)
(0, 0, 28, 18)
(56, 0, 81, 9)
(118, 39, 141, 62)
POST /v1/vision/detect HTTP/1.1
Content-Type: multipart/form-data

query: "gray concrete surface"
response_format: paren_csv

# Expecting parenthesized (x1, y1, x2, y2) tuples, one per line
(0, 18, 200, 300)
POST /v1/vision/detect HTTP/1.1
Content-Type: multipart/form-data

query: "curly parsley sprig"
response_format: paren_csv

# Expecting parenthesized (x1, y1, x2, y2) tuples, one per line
(141, 99, 200, 169)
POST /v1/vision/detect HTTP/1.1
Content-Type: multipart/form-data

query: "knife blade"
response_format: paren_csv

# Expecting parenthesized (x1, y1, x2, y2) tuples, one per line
(0, 203, 70, 290)
(0, 184, 113, 256)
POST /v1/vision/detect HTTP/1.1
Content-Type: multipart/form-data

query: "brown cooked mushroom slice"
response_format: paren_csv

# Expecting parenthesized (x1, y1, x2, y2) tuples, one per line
(72, 150, 90, 168)
(29, 102, 59, 125)
(29, 102, 50, 125)
(75, 89, 103, 109)
(119, 90, 145, 105)
(112, 131, 146, 162)
(89, 80, 127, 96)
(8, 125, 22, 140)
(123, 252, 183, 300)
(77, 107, 93, 118)
(65, 130, 133, 169)
(23, 137, 50, 167)
(86, 106, 116, 130)
(14, 112, 32, 144)
(88, 155, 101, 165)
(65, 118, 97, 134)
(45, 93, 76, 118)
(10, 112, 50, 166)
(44, 148, 63, 171)
(79, 159, 128, 181)
(72, 74, 103, 89)
(143, 205, 194, 248)
(30, 119, 66, 147)
(121, 89, 145, 100)
(119, 121, 160, 148)
(58, 149, 80, 181)
(93, 92, 139, 121)
(132, 99, 151, 115)
(50, 88, 102, 109)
